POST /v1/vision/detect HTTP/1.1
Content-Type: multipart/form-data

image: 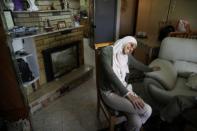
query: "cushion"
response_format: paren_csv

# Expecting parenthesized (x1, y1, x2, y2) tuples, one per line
(186, 73, 197, 91)
(174, 60, 197, 78)
(167, 77, 197, 97)
(146, 59, 177, 90)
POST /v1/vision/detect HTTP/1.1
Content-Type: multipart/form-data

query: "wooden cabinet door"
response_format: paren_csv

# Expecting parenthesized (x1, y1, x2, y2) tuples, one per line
(119, 0, 138, 37)
(136, 0, 170, 37)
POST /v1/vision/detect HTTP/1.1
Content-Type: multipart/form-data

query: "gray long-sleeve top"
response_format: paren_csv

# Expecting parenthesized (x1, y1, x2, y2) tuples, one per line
(98, 46, 153, 97)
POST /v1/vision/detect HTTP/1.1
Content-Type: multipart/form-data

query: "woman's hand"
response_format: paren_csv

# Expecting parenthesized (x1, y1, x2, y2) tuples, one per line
(127, 94, 144, 109)
(151, 66, 160, 71)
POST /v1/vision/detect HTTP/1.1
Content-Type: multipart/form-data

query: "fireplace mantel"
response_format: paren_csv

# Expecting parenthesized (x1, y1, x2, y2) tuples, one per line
(12, 26, 84, 40)
(12, 10, 74, 32)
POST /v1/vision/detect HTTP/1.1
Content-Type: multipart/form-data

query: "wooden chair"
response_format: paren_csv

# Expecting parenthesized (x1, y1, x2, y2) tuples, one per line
(94, 42, 126, 131)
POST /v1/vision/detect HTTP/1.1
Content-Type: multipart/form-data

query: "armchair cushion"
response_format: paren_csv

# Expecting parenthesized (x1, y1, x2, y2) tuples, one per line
(148, 78, 197, 104)
(146, 59, 177, 90)
(174, 60, 197, 77)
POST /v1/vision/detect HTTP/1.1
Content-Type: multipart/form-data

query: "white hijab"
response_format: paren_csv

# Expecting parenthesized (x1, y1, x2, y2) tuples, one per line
(112, 36, 137, 86)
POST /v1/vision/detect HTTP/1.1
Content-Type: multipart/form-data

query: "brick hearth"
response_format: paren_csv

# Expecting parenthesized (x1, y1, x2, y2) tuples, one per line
(28, 65, 93, 114)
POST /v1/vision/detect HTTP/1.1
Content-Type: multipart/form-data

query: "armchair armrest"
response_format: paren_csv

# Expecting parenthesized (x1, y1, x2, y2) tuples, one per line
(146, 59, 177, 90)
(148, 84, 173, 104)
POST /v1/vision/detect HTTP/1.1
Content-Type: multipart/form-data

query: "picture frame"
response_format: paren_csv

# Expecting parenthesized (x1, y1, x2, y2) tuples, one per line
(57, 21, 66, 29)
(3, 10, 15, 30)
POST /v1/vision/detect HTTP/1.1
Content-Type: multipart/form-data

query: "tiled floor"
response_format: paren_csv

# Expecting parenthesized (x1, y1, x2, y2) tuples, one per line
(31, 77, 105, 131)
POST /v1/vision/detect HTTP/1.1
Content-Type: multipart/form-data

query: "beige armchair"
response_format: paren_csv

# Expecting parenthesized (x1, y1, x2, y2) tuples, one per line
(144, 36, 197, 130)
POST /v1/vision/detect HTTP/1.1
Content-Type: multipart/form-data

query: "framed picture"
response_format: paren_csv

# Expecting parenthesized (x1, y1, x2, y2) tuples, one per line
(57, 21, 66, 29)
(3, 10, 15, 30)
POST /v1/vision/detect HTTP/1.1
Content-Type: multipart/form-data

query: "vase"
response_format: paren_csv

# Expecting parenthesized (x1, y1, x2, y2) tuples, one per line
(74, 21, 80, 27)
(26, 0, 39, 11)
(12, 0, 23, 11)
(64, 0, 68, 10)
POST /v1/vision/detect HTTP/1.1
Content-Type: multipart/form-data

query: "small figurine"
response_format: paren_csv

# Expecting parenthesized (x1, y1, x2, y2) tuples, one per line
(26, 0, 39, 11)
(65, 0, 69, 9)
(44, 19, 53, 32)
(59, 0, 64, 10)
(50, 2, 56, 10)
(64, 0, 68, 10)
(59, 0, 69, 10)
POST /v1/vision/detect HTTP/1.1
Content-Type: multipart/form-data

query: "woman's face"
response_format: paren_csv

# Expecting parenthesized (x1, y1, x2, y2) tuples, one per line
(123, 43, 136, 54)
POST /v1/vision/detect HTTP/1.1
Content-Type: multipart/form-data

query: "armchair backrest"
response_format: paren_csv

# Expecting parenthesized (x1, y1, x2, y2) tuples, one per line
(158, 37, 197, 63)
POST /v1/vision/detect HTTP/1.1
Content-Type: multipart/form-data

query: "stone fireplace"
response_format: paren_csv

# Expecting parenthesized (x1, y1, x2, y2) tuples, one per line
(42, 42, 79, 82)
(21, 27, 93, 114)
(34, 27, 84, 86)
(13, 27, 94, 114)
(11, 8, 92, 114)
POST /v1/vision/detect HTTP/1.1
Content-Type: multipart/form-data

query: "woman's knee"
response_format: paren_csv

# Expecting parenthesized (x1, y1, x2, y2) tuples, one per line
(127, 114, 142, 129)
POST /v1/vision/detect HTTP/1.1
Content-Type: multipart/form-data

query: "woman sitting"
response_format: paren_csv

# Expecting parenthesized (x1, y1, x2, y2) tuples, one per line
(98, 36, 160, 131)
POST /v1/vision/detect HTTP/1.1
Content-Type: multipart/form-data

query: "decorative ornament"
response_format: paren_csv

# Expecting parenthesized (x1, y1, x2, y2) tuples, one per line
(59, 0, 69, 10)
(26, 0, 39, 11)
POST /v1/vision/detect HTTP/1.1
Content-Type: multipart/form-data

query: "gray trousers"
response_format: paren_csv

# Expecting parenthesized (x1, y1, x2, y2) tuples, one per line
(102, 91, 152, 131)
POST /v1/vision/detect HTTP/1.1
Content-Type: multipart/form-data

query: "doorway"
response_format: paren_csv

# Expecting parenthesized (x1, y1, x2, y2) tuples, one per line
(89, 0, 117, 45)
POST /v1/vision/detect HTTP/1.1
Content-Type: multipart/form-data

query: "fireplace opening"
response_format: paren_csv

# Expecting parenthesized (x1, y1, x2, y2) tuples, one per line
(42, 42, 79, 82)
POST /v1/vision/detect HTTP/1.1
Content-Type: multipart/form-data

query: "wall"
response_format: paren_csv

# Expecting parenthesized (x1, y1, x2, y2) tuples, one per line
(69, 0, 80, 12)
(119, 0, 137, 37)
(136, 0, 170, 38)
(168, 0, 197, 30)
(136, 0, 197, 38)
(80, 0, 89, 10)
